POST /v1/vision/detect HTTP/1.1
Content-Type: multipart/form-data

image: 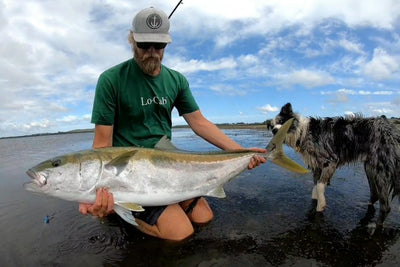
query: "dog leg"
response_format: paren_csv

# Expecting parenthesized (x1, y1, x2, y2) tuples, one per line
(312, 185, 318, 199)
(315, 164, 337, 212)
(364, 162, 379, 205)
(377, 203, 390, 226)
(312, 168, 322, 200)
(315, 182, 326, 212)
(377, 189, 391, 225)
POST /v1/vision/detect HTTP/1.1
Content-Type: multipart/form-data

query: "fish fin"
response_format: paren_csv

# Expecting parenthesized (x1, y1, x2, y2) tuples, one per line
(104, 150, 138, 176)
(206, 186, 226, 198)
(154, 135, 178, 150)
(266, 118, 293, 152)
(115, 202, 145, 212)
(266, 118, 310, 174)
(113, 204, 138, 226)
(269, 148, 310, 174)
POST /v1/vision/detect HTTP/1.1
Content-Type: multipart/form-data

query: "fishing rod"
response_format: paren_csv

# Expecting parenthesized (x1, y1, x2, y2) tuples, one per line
(168, 0, 183, 19)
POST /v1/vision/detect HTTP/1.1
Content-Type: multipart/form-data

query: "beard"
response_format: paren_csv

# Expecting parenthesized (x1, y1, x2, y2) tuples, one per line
(133, 46, 163, 75)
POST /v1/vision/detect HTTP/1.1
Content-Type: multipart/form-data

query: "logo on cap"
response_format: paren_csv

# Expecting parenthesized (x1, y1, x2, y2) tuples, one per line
(146, 14, 162, 29)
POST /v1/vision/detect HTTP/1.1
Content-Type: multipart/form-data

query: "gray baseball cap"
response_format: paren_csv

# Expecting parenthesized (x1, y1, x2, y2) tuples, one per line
(132, 7, 172, 43)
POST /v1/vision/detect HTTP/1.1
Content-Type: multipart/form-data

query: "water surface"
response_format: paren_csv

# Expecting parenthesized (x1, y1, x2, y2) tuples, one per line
(0, 129, 399, 266)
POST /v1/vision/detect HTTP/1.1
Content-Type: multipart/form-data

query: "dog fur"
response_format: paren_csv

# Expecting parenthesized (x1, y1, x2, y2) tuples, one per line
(271, 103, 400, 225)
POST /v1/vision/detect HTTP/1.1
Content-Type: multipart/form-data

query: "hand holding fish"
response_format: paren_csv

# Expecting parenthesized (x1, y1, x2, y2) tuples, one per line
(247, 147, 267, 169)
(79, 188, 114, 217)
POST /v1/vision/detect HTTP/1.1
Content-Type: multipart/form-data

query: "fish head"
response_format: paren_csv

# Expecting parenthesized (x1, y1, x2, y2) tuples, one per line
(24, 154, 82, 195)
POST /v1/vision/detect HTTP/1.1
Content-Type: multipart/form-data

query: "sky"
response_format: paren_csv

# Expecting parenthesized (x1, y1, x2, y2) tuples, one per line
(0, 0, 399, 138)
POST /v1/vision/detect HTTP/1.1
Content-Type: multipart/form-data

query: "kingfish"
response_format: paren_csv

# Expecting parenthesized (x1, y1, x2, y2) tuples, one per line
(25, 119, 308, 225)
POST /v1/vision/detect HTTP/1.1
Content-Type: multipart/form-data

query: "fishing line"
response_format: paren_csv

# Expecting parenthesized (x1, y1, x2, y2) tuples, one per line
(168, 0, 183, 19)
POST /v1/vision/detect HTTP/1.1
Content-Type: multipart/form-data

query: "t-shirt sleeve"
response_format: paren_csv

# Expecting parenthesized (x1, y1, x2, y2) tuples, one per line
(174, 75, 200, 116)
(90, 73, 116, 126)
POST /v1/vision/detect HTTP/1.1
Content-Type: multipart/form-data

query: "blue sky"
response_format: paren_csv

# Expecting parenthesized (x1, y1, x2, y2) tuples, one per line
(0, 0, 399, 138)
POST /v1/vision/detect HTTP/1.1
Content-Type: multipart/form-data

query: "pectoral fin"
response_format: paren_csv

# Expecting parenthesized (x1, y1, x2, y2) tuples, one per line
(104, 150, 138, 176)
(206, 186, 226, 198)
(115, 202, 144, 212)
(113, 204, 139, 226)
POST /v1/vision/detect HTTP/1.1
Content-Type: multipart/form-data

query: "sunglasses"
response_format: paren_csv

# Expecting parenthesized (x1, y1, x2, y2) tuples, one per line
(136, 42, 167, 50)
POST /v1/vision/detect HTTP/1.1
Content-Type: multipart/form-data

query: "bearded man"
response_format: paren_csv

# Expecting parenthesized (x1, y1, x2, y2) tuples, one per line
(79, 7, 266, 241)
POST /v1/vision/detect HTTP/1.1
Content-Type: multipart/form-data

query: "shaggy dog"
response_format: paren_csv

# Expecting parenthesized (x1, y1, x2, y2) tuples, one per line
(271, 103, 400, 226)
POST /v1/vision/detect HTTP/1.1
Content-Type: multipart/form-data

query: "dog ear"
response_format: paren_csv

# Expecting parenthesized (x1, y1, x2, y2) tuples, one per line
(281, 103, 293, 115)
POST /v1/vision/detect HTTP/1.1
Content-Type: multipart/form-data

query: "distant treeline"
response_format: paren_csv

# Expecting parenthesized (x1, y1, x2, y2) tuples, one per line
(2, 118, 399, 140)
(173, 122, 267, 130)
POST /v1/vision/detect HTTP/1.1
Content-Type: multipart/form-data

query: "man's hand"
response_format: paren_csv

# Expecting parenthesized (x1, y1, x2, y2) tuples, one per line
(247, 147, 267, 169)
(79, 188, 114, 217)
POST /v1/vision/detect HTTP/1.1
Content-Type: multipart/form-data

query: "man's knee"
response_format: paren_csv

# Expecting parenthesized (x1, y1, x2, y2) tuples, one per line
(156, 204, 195, 241)
(189, 197, 214, 224)
(163, 222, 194, 241)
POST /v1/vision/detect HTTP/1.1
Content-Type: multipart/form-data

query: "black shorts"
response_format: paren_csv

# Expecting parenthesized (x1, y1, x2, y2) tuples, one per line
(131, 197, 201, 226)
(132, 205, 167, 226)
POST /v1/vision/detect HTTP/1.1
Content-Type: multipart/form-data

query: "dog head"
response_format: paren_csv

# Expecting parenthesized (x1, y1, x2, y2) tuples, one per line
(271, 103, 297, 135)
(270, 103, 308, 149)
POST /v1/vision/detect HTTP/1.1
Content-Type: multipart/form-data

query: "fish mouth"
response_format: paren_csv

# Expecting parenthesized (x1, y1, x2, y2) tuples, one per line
(26, 169, 45, 187)
(23, 180, 40, 192)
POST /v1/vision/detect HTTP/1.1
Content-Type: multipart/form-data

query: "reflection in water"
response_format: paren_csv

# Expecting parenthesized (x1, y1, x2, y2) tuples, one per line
(258, 211, 400, 266)
(92, 211, 400, 266)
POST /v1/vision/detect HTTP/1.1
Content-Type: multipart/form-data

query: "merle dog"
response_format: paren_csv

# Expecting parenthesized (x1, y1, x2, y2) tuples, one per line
(271, 103, 400, 226)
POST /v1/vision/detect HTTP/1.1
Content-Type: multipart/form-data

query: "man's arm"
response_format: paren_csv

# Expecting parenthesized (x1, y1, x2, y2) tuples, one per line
(92, 125, 113, 148)
(183, 110, 266, 169)
(79, 125, 114, 217)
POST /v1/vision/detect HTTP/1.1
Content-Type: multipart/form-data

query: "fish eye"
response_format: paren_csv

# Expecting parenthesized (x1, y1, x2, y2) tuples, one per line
(51, 159, 62, 167)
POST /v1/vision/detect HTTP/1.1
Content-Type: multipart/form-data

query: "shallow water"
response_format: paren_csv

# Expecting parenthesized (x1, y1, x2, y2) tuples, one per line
(0, 129, 399, 266)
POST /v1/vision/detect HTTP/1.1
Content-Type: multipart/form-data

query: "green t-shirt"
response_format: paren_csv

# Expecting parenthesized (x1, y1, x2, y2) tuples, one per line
(91, 59, 199, 148)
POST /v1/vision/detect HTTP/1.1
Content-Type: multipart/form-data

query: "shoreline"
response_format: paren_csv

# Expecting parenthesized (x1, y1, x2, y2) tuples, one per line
(0, 123, 268, 140)
(2, 118, 399, 140)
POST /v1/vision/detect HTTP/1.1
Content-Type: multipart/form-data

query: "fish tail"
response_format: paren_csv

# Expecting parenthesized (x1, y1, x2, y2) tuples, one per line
(266, 118, 310, 174)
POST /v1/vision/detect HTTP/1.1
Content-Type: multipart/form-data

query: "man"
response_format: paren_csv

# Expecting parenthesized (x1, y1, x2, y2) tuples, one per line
(79, 7, 266, 241)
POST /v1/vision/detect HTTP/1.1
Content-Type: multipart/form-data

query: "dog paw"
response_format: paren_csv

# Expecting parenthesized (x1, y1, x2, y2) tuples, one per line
(366, 222, 377, 236)
(316, 202, 326, 212)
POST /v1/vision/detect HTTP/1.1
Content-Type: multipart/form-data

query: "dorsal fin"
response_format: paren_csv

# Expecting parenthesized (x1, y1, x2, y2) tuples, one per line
(154, 135, 178, 150)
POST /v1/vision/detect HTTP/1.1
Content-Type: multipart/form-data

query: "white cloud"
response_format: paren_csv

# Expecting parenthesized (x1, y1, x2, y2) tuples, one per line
(167, 57, 237, 74)
(237, 54, 259, 66)
(257, 104, 279, 114)
(177, 0, 400, 45)
(392, 97, 400, 106)
(344, 111, 355, 117)
(0, 0, 399, 137)
(22, 119, 52, 131)
(338, 38, 364, 54)
(365, 102, 396, 116)
(363, 48, 399, 80)
(328, 91, 350, 103)
(209, 84, 246, 96)
(321, 88, 397, 96)
(337, 88, 356, 95)
(280, 69, 335, 88)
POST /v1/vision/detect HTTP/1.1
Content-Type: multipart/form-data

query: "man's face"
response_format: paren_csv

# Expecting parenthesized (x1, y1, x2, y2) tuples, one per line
(133, 42, 166, 76)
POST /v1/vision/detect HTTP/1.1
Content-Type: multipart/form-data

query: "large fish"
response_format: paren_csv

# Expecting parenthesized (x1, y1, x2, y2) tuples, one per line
(25, 119, 308, 225)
